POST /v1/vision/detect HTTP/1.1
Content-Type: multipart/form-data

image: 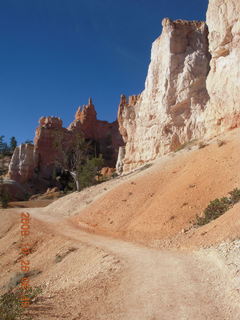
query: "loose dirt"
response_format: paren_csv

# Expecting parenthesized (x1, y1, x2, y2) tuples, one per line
(1, 128, 240, 319)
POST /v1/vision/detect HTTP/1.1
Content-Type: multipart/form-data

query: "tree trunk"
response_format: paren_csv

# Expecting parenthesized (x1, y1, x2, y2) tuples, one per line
(70, 171, 80, 191)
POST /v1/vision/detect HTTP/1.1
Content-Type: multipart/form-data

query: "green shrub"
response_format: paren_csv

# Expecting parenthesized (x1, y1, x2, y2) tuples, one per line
(195, 188, 240, 226)
(0, 188, 10, 208)
(76, 156, 104, 190)
(111, 172, 118, 179)
(0, 286, 42, 320)
(229, 188, 240, 205)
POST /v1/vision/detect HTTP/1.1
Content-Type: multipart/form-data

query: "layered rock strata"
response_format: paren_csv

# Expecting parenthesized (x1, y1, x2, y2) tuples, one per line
(8, 99, 123, 191)
(8, 0, 240, 181)
(8, 144, 35, 184)
(204, 0, 240, 135)
(118, 19, 211, 172)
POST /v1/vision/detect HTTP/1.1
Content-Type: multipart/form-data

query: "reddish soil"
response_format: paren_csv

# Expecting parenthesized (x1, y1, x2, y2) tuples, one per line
(1, 128, 240, 319)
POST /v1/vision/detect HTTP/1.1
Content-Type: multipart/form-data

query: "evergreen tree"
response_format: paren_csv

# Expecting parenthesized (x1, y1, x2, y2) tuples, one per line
(66, 134, 104, 191)
(0, 136, 5, 154)
(10, 136, 17, 152)
(0, 154, 9, 208)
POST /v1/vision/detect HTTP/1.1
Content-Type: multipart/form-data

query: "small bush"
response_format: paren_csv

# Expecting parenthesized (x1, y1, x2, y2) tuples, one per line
(229, 188, 240, 205)
(198, 141, 207, 149)
(0, 286, 42, 320)
(55, 247, 77, 263)
(0, 188, 10, 208)
(195, 188, 240, 226)
(111, 172, 118, 179)
(76, 156, 104, 191)
(217, 139, 225, 147)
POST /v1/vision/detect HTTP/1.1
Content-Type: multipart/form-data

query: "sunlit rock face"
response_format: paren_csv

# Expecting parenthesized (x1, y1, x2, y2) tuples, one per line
(8, 99, 123, 191)
(8, 144, 35, 184)
(204, 0, 240, 136)
(69, 98, 124, 165)
(9, 0, 240, 181)
(118, 18, 210, 172)
(34, 116, 73, 180)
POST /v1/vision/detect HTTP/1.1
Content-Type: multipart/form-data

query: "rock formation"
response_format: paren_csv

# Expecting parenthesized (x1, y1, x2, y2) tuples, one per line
(204, 0, 240, 136)
(118, 0, 240, 172)
(34, 116, 73, 182)
(8, 144, 35, 184)
(8, 99, 123, 192)
(69, 98, 123, 164)
(8, 0, 240, 183)
(116, 146, 126, 174)
(118, 19, 210, 172)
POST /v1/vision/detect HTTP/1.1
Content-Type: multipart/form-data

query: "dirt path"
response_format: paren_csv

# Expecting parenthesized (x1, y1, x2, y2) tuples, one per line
(25, 208, 240, 320)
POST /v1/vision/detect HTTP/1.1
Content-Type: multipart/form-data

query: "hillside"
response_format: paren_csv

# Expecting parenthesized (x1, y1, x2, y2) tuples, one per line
(1, 0, 240, 318)
(1, 130, 240, 319)
(41, 128, 240, 249)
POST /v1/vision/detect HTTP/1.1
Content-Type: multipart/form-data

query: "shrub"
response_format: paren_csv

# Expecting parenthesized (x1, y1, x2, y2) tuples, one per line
(0, 286, 42, 320)
(217, 139, 225, 147)
(198, 141, 208, 149)
(195, 188, 240, 226)
(229, 188, 240, 205)
(0, 188, 10, 208)
(76, 156, 104, 190)
(111, 172, 118, 179)
(55, 247, 77, 263)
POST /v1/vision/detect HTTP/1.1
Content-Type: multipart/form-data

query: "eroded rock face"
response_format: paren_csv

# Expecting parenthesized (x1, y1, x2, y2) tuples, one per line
(69, 99, 124, 166)
(118, 19, 210, 172)
(8, 100, 123, 191)
(9, 0, 240, 182)
(204, 0, 240, 135)
(116, 146, 126, 174)
(8, 144, 35, 184)
(34, 117, 73, 180)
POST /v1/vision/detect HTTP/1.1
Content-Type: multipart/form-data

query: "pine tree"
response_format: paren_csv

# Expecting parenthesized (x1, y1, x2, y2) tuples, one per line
(0, 154, 9, 208)
(0, 136, 5, 154)
(10, 136, 17, 152)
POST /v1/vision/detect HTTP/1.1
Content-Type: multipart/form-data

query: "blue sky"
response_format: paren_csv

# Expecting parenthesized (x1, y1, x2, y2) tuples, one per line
(0, 0, 209, 144)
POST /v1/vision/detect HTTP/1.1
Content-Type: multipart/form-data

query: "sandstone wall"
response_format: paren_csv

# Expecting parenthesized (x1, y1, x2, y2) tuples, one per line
(8, 100, 123, 191)
(8, 144, 35, 184)
(69, 98, 124, 166)
(118, 19, 210, 172)
(118, 0, 240, 173)
(8, 0, 240, 181)
(204, 0, 240, 135)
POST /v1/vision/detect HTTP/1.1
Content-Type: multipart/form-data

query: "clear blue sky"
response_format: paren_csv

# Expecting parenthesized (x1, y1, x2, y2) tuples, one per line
(0, 0, 208, 144)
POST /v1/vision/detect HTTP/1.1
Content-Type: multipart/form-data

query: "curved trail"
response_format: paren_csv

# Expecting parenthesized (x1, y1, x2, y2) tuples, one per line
(29, 209, 239, 320)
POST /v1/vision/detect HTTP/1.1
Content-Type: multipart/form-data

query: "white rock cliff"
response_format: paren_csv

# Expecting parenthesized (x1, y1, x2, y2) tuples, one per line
(118, 0, 240, 172)
(204, 0, 240, 136)
(118, 19, 210, 172)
